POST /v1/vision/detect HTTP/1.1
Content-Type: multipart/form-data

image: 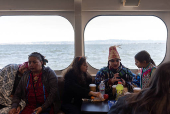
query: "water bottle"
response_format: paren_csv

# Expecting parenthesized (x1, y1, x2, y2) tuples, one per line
(99, 81, 105, 97)
(115, 81, 124, 100)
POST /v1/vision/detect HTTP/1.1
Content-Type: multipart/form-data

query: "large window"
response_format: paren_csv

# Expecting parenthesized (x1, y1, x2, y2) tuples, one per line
(0, 16, 74, 70)
(84, 16, 167, 69)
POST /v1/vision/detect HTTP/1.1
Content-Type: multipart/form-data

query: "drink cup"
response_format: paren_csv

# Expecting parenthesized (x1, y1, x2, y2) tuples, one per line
(112, 85, 117, 95)
(133, 87, 141, 93)
(123, 87, 128, 94)
(89, 84, 96, 92)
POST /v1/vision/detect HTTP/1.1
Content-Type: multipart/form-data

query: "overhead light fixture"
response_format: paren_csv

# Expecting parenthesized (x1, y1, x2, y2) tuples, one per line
(122, 0, 140, 7)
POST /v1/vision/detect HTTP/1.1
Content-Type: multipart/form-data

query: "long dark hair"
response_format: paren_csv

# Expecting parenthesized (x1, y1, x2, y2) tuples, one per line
(135, 50, 156, 66)
(64, 56, 91, 85)
(125, 62, 170, 114)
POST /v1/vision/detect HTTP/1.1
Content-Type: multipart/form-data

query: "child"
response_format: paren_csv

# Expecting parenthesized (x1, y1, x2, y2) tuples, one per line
(134, 50, 156, 89)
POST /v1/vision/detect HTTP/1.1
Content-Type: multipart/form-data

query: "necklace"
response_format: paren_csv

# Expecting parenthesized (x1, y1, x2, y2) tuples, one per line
(33, 74, 40, 83)
(34, 76, 39, 83)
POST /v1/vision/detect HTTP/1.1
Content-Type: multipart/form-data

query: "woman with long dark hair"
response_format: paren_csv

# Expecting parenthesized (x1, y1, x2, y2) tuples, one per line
(108, 62, 170, 114)
(8, 52, 60, 114)
(61, 56, 103, 114)
(135, 50, 156, 89)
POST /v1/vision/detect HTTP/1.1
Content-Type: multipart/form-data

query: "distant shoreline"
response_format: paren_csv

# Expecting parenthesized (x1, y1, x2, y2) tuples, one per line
(0, 39, 166, 45)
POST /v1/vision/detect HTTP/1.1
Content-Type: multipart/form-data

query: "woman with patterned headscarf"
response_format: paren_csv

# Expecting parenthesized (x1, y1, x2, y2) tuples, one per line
(95, 46, 138, 98)
(8, 52, 60, 114)
(0, 62, 28, 114)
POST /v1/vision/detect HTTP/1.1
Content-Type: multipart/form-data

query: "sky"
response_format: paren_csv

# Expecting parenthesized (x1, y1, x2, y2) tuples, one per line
(0, 16, 74, 44)
(0, 15, 167, 44)
(85, 16, 167, 41)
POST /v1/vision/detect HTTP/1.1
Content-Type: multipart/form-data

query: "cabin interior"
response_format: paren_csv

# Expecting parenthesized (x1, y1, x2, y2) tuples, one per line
(0, 0, 169, 113)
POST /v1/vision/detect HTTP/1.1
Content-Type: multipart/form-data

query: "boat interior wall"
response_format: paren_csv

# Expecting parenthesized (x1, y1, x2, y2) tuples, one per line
(0, 0, 170, 11)
(122, 0, 140, 7)
(83, 0, 170, 11)
(0, 0, 74, 11)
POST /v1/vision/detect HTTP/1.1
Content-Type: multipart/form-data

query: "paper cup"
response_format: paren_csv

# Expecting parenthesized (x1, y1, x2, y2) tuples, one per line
(123, 87, 128, 94)
(112, 85, 117, 96)
(89, 84, 96, 92)
(133, 87, 141, 93)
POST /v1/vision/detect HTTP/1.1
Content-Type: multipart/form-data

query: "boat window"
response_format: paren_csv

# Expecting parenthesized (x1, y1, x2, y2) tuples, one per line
(0, 16, 74, 70)
(84, 16, 167, 69)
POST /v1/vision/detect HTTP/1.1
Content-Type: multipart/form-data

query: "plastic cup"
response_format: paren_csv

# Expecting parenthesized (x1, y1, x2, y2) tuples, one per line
(89, 84, 96, 92)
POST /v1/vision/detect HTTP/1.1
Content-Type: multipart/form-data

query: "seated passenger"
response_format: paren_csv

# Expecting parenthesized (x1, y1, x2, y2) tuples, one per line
(61, 56, 103, 114)
(95, 46, 137, 97)
(8, 52, 60, 114)
(0, 62, 28, 114)
(134, 50, 156, 89)
(108, 62, 170, 114)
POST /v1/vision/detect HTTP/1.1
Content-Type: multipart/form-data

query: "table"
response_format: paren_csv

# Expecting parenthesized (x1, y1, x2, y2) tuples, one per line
(81, 101, 109, 114)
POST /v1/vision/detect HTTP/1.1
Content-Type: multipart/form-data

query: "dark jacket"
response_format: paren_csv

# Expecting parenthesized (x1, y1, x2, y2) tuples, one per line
(108, 95, 149, 114)
(62, 69, 92, 106)
(11, 67, 60, 114)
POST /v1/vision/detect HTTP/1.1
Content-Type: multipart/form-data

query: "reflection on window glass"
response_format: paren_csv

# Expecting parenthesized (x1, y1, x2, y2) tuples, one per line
(0, 16, 74, 70)
(84, 16, 167, 69)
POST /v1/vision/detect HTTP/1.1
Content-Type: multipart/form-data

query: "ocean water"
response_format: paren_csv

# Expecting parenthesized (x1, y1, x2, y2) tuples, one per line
(0, 42, 166, 70)
(85, 43, 166, 69)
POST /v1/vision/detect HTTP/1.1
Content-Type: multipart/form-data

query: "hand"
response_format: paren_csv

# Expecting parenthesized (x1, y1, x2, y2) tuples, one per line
(89, 91, 103, 100)
(15, 105, 21, 114)
(8, 108, 17, 114)
(33, 107, 42, 114)
(121, 78, 126, 86)
(94, 92, 104, 100)
(111, 73, 120, 83)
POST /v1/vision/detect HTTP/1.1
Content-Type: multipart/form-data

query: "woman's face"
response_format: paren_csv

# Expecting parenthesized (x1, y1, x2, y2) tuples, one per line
(28, 56, 43, 73)
(135, 59, 144, 68)
(109, 59, 121, 69)
(80, 62, 88, 73)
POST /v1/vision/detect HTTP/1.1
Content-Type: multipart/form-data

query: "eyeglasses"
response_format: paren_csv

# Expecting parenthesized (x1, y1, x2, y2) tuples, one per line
(109, 59, 121, 62)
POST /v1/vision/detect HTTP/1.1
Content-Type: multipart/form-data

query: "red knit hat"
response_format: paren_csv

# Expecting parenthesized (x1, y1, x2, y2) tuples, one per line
(108, 46, 120, 61)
